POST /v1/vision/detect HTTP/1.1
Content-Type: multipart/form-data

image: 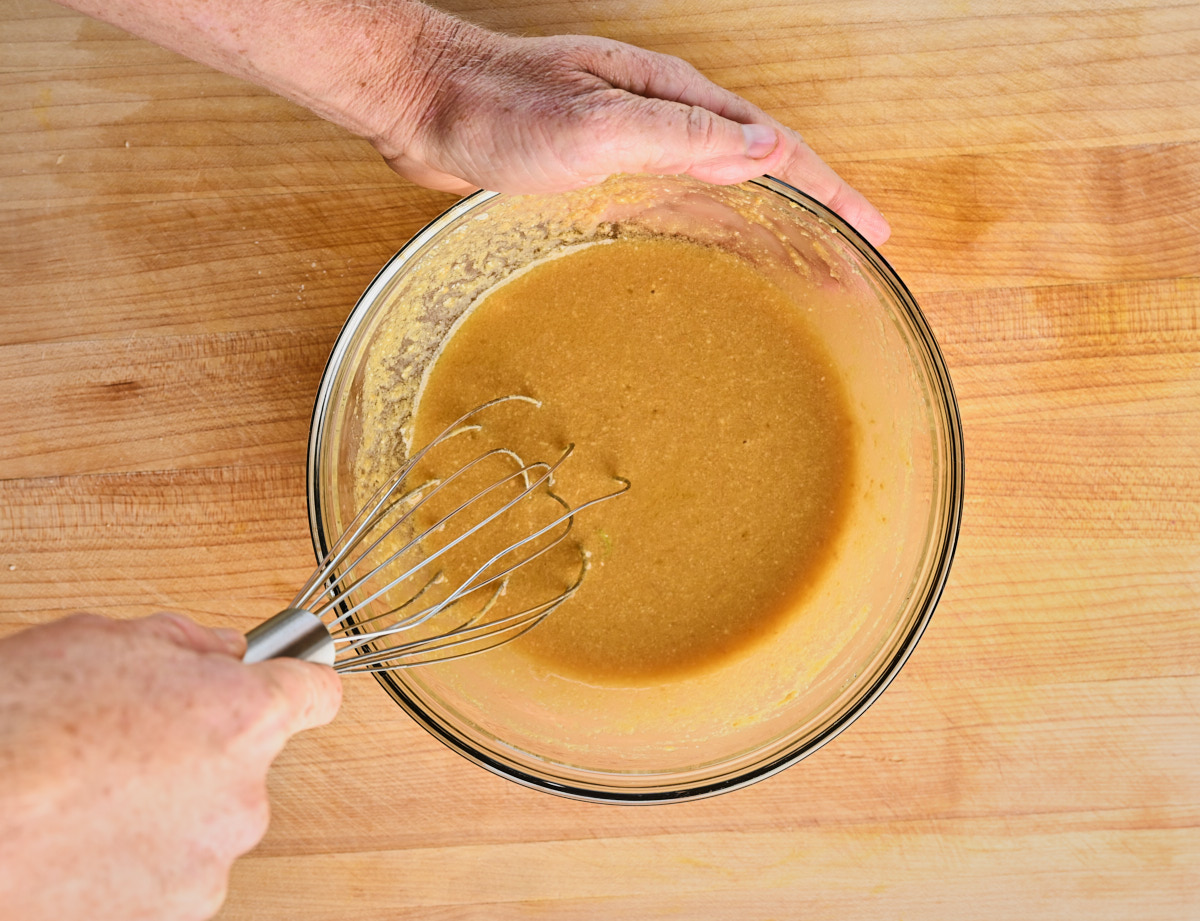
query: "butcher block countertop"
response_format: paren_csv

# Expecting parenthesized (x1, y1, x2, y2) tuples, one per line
(2, 1, 1197, 918)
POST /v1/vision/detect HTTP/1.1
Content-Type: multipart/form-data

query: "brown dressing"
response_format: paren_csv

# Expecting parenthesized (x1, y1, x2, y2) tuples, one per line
(411, 237, 856, 682)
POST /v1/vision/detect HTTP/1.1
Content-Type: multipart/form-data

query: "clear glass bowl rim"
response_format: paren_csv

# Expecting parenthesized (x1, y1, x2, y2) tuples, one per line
(305, 175, 966, 804)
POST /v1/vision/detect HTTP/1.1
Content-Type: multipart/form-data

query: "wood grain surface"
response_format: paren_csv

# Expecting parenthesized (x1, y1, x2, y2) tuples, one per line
(2, 1, 1198, 918)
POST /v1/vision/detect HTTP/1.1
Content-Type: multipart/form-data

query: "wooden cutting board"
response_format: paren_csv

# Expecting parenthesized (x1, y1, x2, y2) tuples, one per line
(1, 1, 1197, 917)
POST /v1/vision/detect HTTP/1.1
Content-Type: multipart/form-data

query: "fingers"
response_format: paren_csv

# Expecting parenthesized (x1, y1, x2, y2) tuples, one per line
(578, 40, 891, 246)
(249, 657, 343, 736)
(136, 612, 247, 658)
(582, 39, 767, 126)
(598, 94, 779, 184)
(769, 128, 891, 246)
(135, 613, 341, 740)
(395, 31, 890, 244)
(213, 628, 248, 658)
(612, 98, 890, 245)
(599, 96, 889, 246)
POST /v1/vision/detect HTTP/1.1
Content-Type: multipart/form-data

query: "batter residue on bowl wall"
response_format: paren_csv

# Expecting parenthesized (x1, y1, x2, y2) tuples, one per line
(405, 235, 857, 683)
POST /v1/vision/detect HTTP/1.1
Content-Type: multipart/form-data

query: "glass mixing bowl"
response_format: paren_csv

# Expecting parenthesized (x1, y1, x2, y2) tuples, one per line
(307, 173, 964, 803)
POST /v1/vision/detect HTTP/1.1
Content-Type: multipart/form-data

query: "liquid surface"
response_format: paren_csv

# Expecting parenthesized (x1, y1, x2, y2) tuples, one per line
(411, 237, 856, 682)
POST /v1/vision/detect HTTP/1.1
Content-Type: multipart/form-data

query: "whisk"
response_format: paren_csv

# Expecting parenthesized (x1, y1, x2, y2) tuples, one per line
(243, 396, 628, 673)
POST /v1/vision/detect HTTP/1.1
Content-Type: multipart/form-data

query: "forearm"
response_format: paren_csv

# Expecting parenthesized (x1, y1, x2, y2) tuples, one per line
(55, 0, 482, 154)
(53, 0, 891, 240)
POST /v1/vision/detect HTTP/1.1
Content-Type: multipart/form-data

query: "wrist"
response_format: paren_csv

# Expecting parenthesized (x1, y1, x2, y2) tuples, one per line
(233, 0, 465, 147)
(266, 0, 455, 147)
(55, 0, 493, 158)
(350, 5, 503, 162)
(231, 1, 505, 165)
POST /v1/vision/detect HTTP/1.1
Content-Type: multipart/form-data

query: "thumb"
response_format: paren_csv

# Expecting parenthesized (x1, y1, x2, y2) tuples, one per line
(249, 657, 343, 736)
(604, 97, 780, 185)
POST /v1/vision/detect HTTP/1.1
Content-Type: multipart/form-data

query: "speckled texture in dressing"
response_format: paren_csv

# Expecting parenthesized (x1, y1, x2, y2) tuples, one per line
(408, 237, 856, 681)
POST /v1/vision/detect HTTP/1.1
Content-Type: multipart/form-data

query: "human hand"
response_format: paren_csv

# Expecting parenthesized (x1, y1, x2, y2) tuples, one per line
(375, 26, 891, 246)
(0, 612, 342, 921)
(50, 0, 888, 245)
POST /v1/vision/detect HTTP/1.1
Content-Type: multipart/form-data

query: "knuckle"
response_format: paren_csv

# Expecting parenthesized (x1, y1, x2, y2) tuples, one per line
(670, 56, 707, 90)
(821, 180, 853, 216)
(236, 785, 272, 852)
(195, 868, 232, 921)
(205, 666, 277, 742)
(207, 783, 272, 865)
(574, 96, 618, 138)
(61, 611, 110, 631)
(563, 98, 626, 161)
(683, 105, 721, 153)
(144, 610, 194, 642)
(240, 674, 283, 729)
(558, 34, 609, 68)
(172, 844, 234, 921)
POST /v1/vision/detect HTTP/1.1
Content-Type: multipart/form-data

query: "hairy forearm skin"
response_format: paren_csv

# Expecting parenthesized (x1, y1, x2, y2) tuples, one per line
(53, 0, 892, 241)
(58, 0, 478, 157)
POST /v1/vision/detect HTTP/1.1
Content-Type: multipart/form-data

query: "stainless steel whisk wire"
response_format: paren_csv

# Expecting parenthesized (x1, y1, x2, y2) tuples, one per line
(243, 396, 629, 673)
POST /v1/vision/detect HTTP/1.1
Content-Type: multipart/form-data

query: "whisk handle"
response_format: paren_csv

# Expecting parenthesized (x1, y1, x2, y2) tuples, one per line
(243, 608, 336, 668)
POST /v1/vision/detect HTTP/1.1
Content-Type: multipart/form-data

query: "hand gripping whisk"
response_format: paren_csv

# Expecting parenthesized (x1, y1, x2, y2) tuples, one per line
(243, 397, 628, 673)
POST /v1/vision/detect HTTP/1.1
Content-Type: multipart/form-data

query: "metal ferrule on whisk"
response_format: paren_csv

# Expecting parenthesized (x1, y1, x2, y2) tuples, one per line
(243, 608, 336, 667)
(241, 396, 628, 674)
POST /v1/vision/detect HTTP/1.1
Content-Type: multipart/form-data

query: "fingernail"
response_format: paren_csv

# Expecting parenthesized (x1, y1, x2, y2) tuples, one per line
(866, 211, 892, 246)
(216, 627, 248, 658)
(742, 124, 778, 159)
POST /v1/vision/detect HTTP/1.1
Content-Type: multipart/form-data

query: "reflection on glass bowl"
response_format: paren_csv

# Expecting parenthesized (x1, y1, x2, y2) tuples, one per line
(306, 174, 964, 803)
